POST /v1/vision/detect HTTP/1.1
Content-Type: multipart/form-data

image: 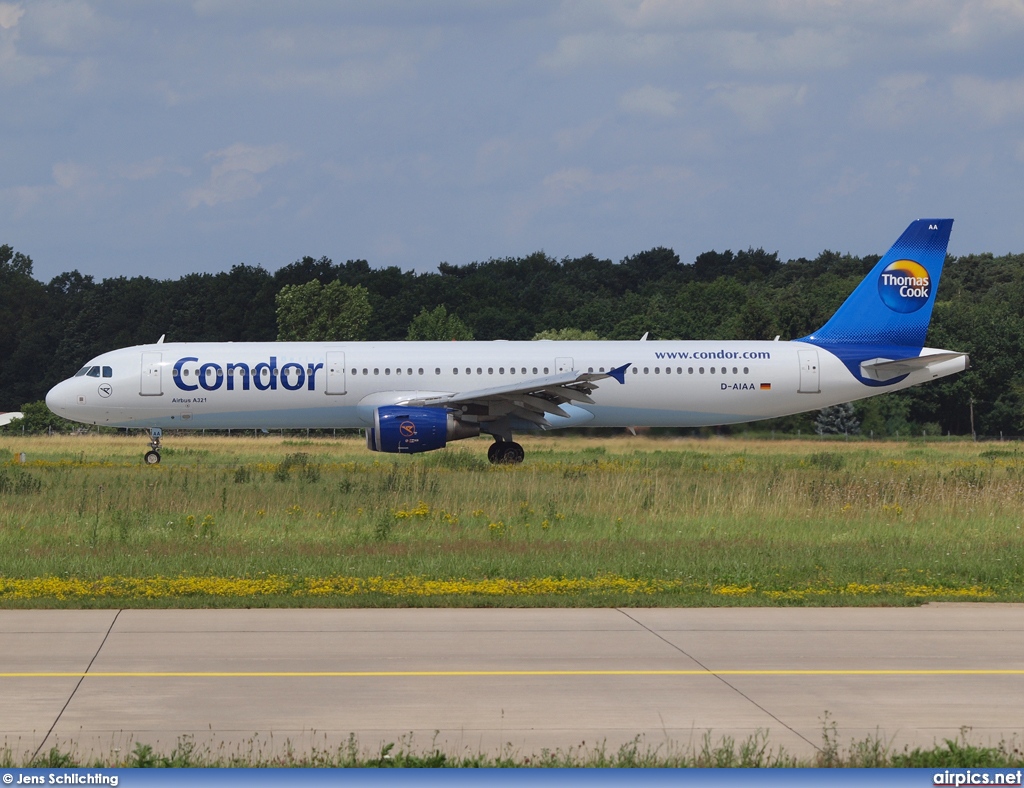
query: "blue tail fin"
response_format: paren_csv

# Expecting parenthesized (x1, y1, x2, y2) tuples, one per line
(801, 219, 953, 386)
(802, 219, 953, 348)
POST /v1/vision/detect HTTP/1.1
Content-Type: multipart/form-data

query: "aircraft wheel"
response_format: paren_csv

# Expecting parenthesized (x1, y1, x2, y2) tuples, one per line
(497, 442, 525, 465)
(144, 450, 161, 465)
(487, 442, 501, 464)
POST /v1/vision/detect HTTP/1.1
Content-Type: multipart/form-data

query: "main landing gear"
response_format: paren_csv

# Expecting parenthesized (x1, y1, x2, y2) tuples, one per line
(144, 428, 162, 465)
(487, 440, 525, 465)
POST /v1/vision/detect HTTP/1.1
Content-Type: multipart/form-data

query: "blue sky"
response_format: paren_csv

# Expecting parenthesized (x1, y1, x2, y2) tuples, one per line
(2, 1, 1023, 281)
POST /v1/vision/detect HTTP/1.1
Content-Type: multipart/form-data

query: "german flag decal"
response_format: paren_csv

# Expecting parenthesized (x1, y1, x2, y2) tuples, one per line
(760, 383, 772, 390)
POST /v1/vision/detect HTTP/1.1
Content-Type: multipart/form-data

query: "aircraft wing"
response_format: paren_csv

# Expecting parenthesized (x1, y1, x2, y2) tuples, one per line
(859, 352, 969, 382)
(400, 363, 631, 426)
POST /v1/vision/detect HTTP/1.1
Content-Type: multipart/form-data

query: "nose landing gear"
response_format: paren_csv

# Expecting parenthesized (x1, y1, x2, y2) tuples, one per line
(144, 428, 162, 465)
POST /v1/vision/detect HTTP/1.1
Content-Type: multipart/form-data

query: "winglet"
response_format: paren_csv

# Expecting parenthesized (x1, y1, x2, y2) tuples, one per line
(608, 363, 631, 384)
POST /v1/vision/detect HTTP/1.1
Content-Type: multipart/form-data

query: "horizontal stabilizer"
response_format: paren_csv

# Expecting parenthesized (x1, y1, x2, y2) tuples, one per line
(860, 352, 969, 382)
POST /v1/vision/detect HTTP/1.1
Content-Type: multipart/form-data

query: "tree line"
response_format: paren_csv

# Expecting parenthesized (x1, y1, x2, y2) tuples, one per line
(2, 241, 1022, 437)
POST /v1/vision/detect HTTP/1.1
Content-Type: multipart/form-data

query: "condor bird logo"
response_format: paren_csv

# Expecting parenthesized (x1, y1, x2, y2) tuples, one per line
(399, 421, 417, 437)
(878, 259, 931, 313)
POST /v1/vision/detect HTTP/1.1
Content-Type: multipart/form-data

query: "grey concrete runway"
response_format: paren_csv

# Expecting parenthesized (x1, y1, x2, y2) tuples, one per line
(2, 605, 1023, 762)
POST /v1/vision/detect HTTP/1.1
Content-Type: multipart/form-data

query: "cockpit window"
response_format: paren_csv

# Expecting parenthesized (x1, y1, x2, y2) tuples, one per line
(102, 366, 113, 378)
(75, 367, 90, 377)
(86, 366, 101, 377)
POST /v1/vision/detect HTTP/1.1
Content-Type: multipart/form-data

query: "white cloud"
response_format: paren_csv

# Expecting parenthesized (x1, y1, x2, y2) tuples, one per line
(711, 27, 854, 72)
(259, 58, 415, 97)
(857, 73, 935, 130)
(553, 119, 603, 153)
(28, 0, 102, 51)
(0, 1, 50, 85)
(945, 0, 1024, 46)
(708, 82, 807, 131)
(539, 31, 672, 70)
(541, 164, 694, 199)
(474, 136, 525, 183)
(116, 158, 190, 181)
(52, 160, 92, 190)
(815, 166, 870, 204)
(950, 75, 1024, 125)
(619, 84, 680, 116)
(238, 25, 436, 97)
(0, 2, 23, 28)
(187, 143, 297, 209)
(545, 1, 1024, 74)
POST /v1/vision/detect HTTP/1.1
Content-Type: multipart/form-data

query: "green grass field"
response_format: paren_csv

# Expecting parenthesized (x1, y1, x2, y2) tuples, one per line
(1, 432, 1021, 607)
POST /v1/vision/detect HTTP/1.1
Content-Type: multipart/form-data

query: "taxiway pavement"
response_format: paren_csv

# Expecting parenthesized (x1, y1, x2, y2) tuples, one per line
(2, 605, 1022, 762)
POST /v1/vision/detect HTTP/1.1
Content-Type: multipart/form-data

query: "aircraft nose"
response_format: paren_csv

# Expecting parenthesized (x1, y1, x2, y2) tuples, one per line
(45, 382, 66, 414)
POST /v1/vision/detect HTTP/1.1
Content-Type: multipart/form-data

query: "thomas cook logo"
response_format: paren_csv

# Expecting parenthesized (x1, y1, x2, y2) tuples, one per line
(878, 259, 931, 313)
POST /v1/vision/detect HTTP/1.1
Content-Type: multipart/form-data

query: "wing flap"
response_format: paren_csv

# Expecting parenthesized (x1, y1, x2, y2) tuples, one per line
(400, 363, 630, 422)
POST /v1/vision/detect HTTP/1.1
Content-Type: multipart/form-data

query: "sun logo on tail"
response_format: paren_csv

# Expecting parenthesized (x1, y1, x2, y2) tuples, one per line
(878, 259, 931, 313)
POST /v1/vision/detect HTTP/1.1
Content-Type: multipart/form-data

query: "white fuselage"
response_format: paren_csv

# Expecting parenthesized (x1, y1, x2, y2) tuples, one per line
(45, 339, 967, 431)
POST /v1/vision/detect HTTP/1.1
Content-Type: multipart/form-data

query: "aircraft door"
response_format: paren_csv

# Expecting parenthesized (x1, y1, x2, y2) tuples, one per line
(555, 357, 574, 374)
(140, 352, 163, 396)
(326, 351, 347, 395)
(798, 349, 820, 393)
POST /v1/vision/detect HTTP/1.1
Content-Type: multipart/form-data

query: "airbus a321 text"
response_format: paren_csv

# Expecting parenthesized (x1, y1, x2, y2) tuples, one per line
(46, 219, 968, 465)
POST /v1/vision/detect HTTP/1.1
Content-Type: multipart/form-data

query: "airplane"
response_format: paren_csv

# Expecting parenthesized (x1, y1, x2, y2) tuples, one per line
(46, 219, 968, 465)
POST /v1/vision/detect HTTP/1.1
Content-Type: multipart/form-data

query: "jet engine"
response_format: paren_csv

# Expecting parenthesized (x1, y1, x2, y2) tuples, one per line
(366, 405, 480, 454)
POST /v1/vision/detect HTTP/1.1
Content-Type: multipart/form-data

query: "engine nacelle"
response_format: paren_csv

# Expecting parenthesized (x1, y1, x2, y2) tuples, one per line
(366, 406, 480, 454)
